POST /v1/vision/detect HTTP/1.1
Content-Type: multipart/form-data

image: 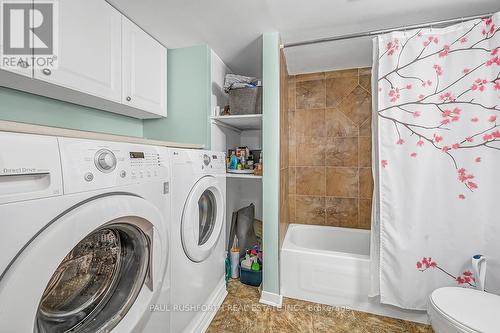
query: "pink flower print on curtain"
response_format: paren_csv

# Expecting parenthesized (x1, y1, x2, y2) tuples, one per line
(374, 13, 500, 310)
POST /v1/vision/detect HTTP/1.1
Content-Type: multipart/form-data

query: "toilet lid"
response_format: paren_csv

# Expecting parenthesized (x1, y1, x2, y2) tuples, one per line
(430, 287, 500, 332)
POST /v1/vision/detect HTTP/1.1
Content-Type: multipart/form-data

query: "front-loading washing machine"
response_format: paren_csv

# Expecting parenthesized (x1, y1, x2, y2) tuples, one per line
(170, 149, 227, 333)
(0, 132, 171, 333)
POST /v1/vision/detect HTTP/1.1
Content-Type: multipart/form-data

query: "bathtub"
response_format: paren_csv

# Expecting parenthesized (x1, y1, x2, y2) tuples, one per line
(280, 224, 428, 323)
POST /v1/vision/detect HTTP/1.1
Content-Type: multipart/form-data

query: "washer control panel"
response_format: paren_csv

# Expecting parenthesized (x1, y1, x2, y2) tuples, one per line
(0, 132, 63, 204)
(58, 137, 170, 194)
(94, 149, 117, 173)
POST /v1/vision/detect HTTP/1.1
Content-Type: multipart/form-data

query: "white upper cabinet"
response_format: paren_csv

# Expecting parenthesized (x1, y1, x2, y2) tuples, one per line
(122, 17, 167, 117)
(0, 0, 167, 119)
(34, 0, 122, 102)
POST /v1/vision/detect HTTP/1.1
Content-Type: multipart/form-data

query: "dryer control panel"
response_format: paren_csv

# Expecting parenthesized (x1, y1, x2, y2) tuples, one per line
(171, 149, 226, 175)
(194, 151, 226, 174)
(59, 137, 170, 194)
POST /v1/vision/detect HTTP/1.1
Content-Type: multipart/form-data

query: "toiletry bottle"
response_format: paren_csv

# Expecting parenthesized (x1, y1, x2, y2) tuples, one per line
(230, 153, 238, 170)
(255, 153, 263, 176)
(230, 245, 240, 279)
(241, 253, 252, 269)
(247, 157, 254, 170)
(226, 151, 232, 169)
(251, 258, 260, 272)
(472, 255, 487, 291)
(240, 150, 246, 169)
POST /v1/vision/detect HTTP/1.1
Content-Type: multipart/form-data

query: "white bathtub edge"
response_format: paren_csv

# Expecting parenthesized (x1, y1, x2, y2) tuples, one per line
(283, 247, 370, 261)
(283, 224, 370, 258)
(259, 290, 283, 308)
(280, 224, 430, 324)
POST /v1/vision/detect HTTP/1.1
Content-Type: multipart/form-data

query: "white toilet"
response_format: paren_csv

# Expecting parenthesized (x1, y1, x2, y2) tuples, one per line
(428, 287, 500, 333)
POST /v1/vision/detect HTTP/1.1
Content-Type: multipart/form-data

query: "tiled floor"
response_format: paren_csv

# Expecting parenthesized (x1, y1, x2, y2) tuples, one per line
(207, 280, 434, 333)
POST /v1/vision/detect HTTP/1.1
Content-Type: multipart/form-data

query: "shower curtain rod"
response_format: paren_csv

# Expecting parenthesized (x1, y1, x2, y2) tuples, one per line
(282, 13, 492, 48)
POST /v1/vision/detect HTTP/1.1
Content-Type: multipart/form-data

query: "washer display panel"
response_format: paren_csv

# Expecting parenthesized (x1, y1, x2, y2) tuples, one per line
(36, 224, 149, 333)
(182, 176, 224, 262)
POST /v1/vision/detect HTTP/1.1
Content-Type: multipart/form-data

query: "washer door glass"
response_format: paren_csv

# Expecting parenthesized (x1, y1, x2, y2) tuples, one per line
(198, 190, 217, 246)
(181, 176, 224, 263)
(36, 223, 149, 333)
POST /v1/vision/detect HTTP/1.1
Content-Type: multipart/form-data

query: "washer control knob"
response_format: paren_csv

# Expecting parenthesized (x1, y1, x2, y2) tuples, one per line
(203, 154, 211, 166)
(120, 170, 127, 178)
(95, 149, 117, 173)
(84, 172, 94, 182)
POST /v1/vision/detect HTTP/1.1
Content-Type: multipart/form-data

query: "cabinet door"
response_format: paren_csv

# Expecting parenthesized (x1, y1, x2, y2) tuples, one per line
(122, 17, 167, 117)
(34, 0, 121, 102)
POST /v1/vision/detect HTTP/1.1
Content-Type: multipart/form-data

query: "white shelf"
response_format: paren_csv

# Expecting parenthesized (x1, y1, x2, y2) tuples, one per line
(211, 114, 262, 132)
(226, 173, 262, 180)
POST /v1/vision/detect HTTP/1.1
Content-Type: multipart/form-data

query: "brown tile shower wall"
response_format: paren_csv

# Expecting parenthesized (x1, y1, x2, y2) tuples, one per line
(279, 50, 290, 249)
(287, 68, 373, 229)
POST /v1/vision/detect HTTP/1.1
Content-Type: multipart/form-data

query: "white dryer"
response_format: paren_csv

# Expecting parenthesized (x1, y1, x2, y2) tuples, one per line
(170, 149, 227, 333)
(0, 132, 171, 333)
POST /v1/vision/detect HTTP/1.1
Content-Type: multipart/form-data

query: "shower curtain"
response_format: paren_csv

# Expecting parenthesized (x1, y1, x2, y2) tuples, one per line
(371, 12, 500, 310)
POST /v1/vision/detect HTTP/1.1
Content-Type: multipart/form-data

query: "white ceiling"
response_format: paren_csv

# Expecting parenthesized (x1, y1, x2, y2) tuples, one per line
(108, 0, 500, 76)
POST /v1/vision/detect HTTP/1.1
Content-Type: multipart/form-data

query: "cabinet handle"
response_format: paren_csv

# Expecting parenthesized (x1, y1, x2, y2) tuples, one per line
(42, 68, 51, 76)
(126, 96, 131, 102)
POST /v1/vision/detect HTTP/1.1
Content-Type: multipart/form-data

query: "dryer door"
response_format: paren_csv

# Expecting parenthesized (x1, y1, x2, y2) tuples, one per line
(181, 176, 224, 262)
(0, 195, 168, 333)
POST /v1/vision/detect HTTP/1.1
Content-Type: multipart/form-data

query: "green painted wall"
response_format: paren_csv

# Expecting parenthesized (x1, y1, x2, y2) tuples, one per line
(262, 32, 280, 296)
(143, 45, 211, 148)
(0, 87, 143, 137)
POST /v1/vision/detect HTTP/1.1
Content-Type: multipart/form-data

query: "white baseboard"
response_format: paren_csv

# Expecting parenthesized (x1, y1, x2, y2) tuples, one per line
(197, 278, 228, 333)
(259, 290, 283, 308)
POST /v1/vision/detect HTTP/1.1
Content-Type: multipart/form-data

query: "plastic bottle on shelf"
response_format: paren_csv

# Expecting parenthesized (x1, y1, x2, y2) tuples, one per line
(240, 150, 247, 169)
(229, 152, 239, 170)
(254, 153, 263, 176)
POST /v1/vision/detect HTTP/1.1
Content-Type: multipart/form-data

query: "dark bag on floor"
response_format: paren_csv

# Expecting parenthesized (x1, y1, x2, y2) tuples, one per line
(227, 203, 257, 258)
